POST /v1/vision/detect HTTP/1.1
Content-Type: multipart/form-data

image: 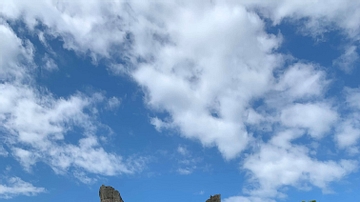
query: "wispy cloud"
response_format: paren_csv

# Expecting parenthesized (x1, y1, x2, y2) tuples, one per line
(333, 46, 359, 73)
(0, 145, 8, 157)
(106, 96, 121, 111)
(175, 145, 202, 175)
(0, 177, 45, 199)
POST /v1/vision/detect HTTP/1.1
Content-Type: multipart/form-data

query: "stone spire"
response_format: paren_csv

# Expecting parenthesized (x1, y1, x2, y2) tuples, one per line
(99, 185, 124, 202)
(206, 194, 221, 202)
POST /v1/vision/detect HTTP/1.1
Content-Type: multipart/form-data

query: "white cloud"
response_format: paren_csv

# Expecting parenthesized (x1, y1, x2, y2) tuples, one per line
(0, 177, 45, 199)
(224, 195, 275, 202)
(335, 120, 360, 150)
(240, 0, 360, 38)
(260, 63, 330, 122)
(177, 167, 194, 175)
(0, 0, 131, 61)
(274, 63, 327, 101)
(1, 0, 277, 159)
(41, 54, 58, 72)
(2, 0, 348, 161)
(0, 22, 34, 81)
(1, 1, 360, 200)
(0, 145, 8, 157)
(0, 83, 91, 145)
(197, 190, 204, 195)
(175, 145, 201, 175)
(280, 102, 338, 138)
(131, 2, 282, 159)
(345, 87, 360, 110)
(242, 130, 357, 199)
(73, 171, 97, 185)
(106, 97, 121, 111)
(0, 8, 146, 184)
(0, 83, 145, 177)
(55, 136, 143, 175)
(333, 46, 359, 73)
(177, 145, 189, 156)
(334, 87, 360, 151)
(12, 147, 39, 171)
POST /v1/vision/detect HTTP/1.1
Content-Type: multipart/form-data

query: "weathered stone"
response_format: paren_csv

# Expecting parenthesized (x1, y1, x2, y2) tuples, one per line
(99, 185, 124, 202)
(99, 184, 220, 202)
(206, 194, 221, 202)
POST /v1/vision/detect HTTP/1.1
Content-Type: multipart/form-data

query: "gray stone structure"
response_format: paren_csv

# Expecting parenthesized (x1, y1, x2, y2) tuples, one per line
(206, 194, 221, 202)
(99, 184, 220, 202)
(99, 185, 124, 202)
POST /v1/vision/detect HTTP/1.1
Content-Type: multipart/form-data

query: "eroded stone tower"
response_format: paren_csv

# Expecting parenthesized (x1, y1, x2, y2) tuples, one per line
(206, 194, 221, 202)
(99, 185, 124, 202)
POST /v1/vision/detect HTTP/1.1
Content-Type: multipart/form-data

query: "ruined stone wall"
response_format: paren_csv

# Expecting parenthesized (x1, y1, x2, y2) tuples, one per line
(99, 185, 124, 202)
(99, 185, 220, 202)
(206, 194, 221, 202)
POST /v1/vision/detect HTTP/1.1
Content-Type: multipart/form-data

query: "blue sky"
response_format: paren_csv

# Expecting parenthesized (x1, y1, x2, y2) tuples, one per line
(1, 1, 360, 202)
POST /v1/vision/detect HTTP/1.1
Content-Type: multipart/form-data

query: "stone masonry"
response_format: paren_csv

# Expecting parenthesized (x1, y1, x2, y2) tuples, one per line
(99, 185, 219, 202)
(99, 185, 124, 202)
(206, 194, 221, 202)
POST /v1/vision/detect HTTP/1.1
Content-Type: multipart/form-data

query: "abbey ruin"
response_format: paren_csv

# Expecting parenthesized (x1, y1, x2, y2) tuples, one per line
(99, 185, 220, 202)
(99, 185, 124, 202)
(206, 194, 221, 202)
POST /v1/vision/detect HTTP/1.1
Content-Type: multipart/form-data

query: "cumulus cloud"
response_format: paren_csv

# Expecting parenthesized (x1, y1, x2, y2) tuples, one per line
(131, 2, 282, 159)
(0, 12, 146, 186)
(335, 120, 360, 150)
(1, 0, 360, 201)
(274, 63, 328, 101)
(240, 0, 360, 37)
(242, 130, 357, 199)
(0, 82, 145, 177)
(0, 22, 34, 81)
(0, 177, 45, 199)
(0, 0, 132, 61)
(334, 87, 360, 152)
(1, 1, 279, 159)
(280, 103, 337, 138)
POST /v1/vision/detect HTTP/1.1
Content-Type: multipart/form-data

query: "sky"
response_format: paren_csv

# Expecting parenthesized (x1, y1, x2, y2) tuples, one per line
(0, 1, 360, 202)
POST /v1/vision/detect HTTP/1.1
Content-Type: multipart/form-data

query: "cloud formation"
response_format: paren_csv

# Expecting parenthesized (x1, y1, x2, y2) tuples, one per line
(1, 0, 360, 201)
(243, 130, 356, 198)
(0, 12, 145, 196)
(0, 177, 45, 199)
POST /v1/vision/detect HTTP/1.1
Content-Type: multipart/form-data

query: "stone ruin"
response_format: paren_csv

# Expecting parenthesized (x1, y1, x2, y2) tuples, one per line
(99, 185, 124, 202)
(99, 185, 220, 202)
(206, 194, 221, 202)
